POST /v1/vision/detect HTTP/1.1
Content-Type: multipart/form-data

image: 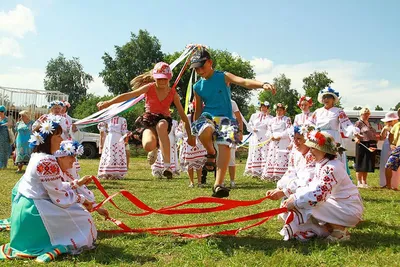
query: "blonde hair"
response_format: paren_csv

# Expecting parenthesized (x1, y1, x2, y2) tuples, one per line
(19, 110, 30, 117)
(130, 71, 155, 89)
(359, 107, 370, 116)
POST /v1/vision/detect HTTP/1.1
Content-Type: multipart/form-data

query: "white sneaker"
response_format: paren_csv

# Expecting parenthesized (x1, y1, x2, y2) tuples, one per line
(230, 181, 236, 188)
(363, 184, 369, 188)
(188, 183, 194, 188)
(357, 183, 363, 188)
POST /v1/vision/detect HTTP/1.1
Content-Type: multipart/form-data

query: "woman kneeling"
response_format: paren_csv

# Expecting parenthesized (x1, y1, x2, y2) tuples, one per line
(281, 130, 364, 242)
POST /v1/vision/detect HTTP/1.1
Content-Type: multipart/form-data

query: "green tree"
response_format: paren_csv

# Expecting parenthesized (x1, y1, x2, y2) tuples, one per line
(375, 105, 383, 111)
(302, 71, 333, 110)
(99, 30, 164, 95)
(394, 102, 400, 111)
(164, 49, 255, 115)
(44, 53, 93, 113)
(353, 106, 362, 110)
(258, 74, 300, 119)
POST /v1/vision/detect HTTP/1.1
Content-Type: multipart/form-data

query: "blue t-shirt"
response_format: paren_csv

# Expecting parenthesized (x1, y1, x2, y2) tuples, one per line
(193, 71, 233, 119)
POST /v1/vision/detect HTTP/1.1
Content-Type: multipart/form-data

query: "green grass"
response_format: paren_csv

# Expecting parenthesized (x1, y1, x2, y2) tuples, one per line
(1, 157, 399, 266)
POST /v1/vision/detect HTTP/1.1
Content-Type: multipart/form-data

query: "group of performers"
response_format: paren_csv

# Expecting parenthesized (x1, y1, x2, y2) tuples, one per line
(4, 46, 399, 262)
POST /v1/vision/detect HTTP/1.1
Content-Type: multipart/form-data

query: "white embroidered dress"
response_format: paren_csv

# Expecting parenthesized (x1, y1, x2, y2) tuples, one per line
(281, 158, 364, 240)
(293, 111, 313, 127)
(244, 112, 272, 177)
(97, 116, 128, 179)
(262, 116, 292, 180)
(178, 115, 207, 171)
(308, 107, 359, 164)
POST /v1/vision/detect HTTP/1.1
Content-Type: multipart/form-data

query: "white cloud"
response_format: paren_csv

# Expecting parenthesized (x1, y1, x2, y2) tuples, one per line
(249, 58, 400, 110)
(88, 76, 110, 96)
(0, 4, 36, 38)
(0, 67, 44, 89)
(0, 37, 23, 58)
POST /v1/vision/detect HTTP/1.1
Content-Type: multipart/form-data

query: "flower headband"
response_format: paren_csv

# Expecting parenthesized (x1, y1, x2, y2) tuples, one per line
(48, 100, 65, 109)
(63, 101, 71, 108)
(273, 103, 288, 110)
(54, 140, 84, 158)
(305, 130, 338, 155)
(258, 101, 270, 107)
(29, 117, 61, 148)
(297, 96, 313, 107)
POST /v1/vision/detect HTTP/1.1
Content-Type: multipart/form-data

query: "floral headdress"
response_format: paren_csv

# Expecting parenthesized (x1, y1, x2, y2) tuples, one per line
(257, 101, 270, 107)
(63, 101, 71, 108)
(305, 130, 338, 155)
(297, 96, 313, 107)
(273, 103, 288, 110)
(54, 140, 84, 158)
(48, 100, 65, 109)
(28, 117, 61, 148)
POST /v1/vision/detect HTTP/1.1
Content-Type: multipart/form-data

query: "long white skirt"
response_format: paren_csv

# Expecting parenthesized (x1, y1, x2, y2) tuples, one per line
(98, 132, 127, 178)
(262, 138, 290, 181)
(244, 133, 269, 178)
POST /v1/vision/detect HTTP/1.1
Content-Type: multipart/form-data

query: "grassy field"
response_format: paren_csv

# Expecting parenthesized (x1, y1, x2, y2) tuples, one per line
(0, 157, 399, 267)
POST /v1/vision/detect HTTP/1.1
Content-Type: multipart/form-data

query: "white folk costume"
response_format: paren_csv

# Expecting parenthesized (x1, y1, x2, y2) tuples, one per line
(0, 153, 97, 262)
(277, 149, 316, 198)
(281, 158, 363, 241)
(152, 120, 180, 177)
(308, 107, 358, 164)
(263, 115, 292, 181)
(294, 111, 313, 127)
(97, 116, 128, 179)
(178, 114, 207, 172)
(244, 111, 272, 177)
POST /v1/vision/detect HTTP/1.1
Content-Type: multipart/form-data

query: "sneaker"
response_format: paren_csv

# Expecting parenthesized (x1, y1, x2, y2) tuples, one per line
(188, 183, 194, 188)
(197, 183, 206, 188)
(357, 183, 363, 188)
(230, 181, 236, 188)
(363, 184, 369, 188)
(147, 149, 158, 165)
(163, 168, 173, 179)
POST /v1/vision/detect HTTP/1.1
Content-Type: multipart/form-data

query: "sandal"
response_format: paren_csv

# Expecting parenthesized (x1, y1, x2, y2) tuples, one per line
(326, 229, 350, 242)
(205, 153, 217, 172)
(212, 185, 230, 198)
(163, 167, 173, 179)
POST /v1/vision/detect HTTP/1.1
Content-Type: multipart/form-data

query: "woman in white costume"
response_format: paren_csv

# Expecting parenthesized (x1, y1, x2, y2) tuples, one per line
(0, 118, 98, 262)
(262, 103, 292, 181)
(244, 101, 272, 178)
(294, 96, 313, 127)
(281, 130, 363, 242)
(97, 116, 129, 179)
(308, 87, 360, 165)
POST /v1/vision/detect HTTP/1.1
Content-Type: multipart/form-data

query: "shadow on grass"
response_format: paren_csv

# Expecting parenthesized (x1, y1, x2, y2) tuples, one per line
(58, 243, 157, 265)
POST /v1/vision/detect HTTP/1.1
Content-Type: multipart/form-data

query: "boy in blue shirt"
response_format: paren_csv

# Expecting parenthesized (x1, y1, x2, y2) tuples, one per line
(190, 48, 275, 197)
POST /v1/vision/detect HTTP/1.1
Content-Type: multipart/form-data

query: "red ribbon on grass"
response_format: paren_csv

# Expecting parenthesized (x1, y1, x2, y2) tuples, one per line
(90, 176, 287, 238)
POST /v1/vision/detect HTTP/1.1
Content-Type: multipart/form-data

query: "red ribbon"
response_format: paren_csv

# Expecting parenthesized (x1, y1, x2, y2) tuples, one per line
(90, 176, 287, 238)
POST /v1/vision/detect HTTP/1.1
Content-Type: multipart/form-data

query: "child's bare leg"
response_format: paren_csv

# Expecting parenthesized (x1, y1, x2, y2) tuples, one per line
(199, 127, 215, 155)
(142, 129, 157, 152)
(229, 166, 236, 182)
(188, 168, 194, 185)
(215, 144, 230, 187)
(156, 120, 170, 165)
(385, 167, 392, 188)
(196, 168, 202, 185)
(199, 127, 216, 170)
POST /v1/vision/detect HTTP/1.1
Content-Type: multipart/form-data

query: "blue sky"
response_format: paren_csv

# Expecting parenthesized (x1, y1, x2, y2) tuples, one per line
(1, 0, 399, 110)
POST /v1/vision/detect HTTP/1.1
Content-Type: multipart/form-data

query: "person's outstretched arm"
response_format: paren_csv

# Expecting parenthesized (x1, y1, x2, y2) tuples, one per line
(224, 72, 276, 94)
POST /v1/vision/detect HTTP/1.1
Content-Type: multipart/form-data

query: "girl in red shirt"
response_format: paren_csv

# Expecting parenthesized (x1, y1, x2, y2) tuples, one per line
(97, 62, 195, 178)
